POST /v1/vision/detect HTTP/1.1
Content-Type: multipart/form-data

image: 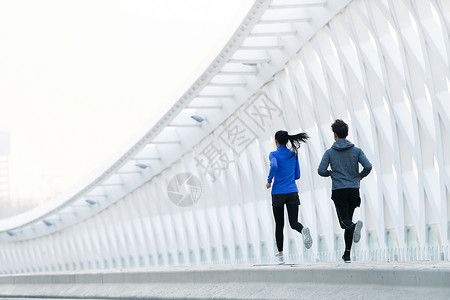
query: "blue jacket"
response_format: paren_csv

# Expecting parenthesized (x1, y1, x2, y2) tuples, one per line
(318, 139, 372, 190)
(267, 145, 300, 195)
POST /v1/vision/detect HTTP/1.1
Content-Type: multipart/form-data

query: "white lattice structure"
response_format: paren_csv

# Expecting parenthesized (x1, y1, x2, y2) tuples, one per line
(0, 0, 448, 274)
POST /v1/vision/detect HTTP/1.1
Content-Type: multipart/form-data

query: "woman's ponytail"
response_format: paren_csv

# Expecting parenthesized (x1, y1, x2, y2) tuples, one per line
(275, 130, 309, 153)
(288, 132, 309, 153)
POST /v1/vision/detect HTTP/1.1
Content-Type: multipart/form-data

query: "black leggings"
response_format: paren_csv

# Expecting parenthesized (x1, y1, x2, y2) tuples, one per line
(334, 201, 355, 251)
(332, 188, 360, 251)
(272, 205, 304, 252)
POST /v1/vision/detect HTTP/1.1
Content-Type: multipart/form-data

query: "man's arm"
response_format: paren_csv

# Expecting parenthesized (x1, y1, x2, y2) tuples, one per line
(317, 150, 332, 177)
(358, 149, 372, 179)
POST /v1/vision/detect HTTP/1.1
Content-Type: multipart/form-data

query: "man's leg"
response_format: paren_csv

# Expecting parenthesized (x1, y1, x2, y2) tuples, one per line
(334, 200, 354, 251)
(350, 189, 363, 243)
(333, 189, 363, 262)
(344, 204, 356, 251)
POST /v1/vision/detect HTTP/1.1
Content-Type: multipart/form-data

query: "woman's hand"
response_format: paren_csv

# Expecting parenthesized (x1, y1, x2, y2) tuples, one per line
(266, 182, 271, 189)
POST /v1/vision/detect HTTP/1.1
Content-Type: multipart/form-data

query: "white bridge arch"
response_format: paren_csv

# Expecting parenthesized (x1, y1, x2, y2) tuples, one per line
(0, 0, 449, 273)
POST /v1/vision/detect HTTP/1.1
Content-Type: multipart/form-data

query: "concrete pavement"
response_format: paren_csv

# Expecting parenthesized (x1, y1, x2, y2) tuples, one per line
(0, 261, 448, 299)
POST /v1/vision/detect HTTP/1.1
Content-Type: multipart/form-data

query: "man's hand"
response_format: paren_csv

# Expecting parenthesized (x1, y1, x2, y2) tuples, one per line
(266, 182, 271, 189)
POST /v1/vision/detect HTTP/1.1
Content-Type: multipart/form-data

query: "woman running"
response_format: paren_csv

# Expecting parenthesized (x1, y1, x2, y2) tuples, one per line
(266, 130, 312, 264)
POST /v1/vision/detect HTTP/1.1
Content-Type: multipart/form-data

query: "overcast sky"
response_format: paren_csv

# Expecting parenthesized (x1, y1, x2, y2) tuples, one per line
(0, 0, 254, 207)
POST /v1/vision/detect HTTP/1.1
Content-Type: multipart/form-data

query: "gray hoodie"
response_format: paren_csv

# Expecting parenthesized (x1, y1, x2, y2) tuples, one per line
(318, 139, 372, 190)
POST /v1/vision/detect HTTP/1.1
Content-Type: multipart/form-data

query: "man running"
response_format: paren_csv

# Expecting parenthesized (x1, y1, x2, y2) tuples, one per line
(318, 119, 372, 263)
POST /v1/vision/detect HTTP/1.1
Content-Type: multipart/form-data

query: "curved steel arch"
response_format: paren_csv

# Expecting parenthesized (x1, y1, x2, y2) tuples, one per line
(0, 0, 349, 241)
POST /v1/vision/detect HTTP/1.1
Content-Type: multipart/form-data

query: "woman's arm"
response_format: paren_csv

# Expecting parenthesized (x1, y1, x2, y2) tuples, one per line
(267, 152, 278, 184)
(294, 154, 300, 180)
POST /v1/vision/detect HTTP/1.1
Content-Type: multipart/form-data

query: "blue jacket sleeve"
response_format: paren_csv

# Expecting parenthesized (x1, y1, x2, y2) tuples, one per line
(317, 150, 332, 177)
(267, 152, 278, 183)
(358, 149, 372, 178)
(294, 154, 300, 180)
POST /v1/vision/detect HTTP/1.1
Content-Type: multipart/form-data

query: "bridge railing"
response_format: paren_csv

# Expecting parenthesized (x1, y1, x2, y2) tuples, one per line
(207, 245, 450, 265)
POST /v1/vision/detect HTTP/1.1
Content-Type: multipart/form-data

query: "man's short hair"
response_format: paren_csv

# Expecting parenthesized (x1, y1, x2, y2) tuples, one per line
(331, 119, 348, 138)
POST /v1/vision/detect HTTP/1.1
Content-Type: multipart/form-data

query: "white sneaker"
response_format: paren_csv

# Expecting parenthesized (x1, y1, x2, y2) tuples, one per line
(275, 253, 285, 265)
(302, 227, 312, 249)
(353, 220, 363, 243)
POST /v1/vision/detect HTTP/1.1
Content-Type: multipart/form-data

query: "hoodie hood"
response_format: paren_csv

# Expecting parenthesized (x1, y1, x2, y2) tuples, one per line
(332, 139, 354, 151)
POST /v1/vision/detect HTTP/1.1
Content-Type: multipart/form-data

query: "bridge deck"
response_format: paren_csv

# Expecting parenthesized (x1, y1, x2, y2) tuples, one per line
(0, 262, 449, 299)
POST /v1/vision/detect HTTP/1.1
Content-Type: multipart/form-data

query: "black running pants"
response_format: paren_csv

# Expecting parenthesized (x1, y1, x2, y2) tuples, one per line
(332, 188, 360, 251)
(272, 205, 303, 252)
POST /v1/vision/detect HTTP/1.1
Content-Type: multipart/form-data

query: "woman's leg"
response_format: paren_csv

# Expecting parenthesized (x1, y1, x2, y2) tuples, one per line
(272, 206, 285, 253)
(287, 204, 312, 249)
(286, 204, 304, 233)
